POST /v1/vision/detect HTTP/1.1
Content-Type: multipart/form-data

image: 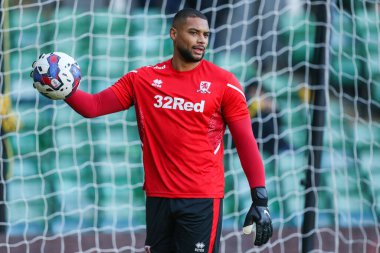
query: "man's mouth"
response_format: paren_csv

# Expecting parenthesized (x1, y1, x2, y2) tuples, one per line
(193, 46, 205, 55)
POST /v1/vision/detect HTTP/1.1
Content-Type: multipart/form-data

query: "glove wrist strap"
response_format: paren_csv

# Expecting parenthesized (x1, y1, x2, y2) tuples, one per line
(251, 187, 268, 206)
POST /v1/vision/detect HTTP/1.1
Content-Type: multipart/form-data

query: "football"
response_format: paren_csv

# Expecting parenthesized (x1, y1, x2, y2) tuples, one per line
(31, 52, 81, 100)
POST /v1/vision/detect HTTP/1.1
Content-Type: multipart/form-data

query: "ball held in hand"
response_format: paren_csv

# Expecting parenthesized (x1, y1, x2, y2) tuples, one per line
(31, 52, 81, 100)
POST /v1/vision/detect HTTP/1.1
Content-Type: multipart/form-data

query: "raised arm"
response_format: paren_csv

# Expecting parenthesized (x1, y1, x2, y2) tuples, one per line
(30, 52, 125, 118)
(65, 87, 124, 118)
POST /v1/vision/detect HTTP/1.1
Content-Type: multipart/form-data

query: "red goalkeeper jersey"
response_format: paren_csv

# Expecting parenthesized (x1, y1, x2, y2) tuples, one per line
(111, 59, 249, 198)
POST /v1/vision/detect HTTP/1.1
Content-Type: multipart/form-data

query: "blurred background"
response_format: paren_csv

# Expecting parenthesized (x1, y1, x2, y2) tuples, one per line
(0, 0, 380, 252)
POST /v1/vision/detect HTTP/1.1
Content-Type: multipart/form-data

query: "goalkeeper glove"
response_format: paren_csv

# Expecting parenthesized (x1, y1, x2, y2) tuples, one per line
(243, 187, 273, 246)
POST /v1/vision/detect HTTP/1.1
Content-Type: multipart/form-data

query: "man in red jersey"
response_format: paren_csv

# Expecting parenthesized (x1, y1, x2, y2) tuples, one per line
(35, 8, 272, 253)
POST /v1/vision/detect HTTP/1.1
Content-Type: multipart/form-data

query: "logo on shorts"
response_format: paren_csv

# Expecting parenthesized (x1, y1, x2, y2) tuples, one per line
(195, 242, 205, 252)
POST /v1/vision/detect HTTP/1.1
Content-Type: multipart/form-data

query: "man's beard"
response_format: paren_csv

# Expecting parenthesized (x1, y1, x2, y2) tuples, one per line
(178, 46, 204, 63)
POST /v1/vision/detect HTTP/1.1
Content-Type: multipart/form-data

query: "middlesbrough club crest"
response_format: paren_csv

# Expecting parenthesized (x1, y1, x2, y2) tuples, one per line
(197, 81, 211, 94)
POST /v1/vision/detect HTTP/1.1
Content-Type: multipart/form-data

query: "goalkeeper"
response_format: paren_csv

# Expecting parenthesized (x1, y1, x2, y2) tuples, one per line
(35, 8, 272, 253)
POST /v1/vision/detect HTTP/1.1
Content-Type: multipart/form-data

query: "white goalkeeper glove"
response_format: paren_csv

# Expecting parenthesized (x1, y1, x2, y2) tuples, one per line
(243, 187, 273, 246)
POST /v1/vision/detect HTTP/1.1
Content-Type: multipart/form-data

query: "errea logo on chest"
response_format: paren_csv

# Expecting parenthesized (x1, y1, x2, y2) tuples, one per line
(151, 79, 163, 88)
(153, 95, 205, 113)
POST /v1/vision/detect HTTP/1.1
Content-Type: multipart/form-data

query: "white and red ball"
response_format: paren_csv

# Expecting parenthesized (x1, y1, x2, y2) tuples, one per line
(31, 52, 81, 100)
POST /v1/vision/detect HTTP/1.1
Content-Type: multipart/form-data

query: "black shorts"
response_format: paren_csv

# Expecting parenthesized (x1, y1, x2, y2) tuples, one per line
(145, 197, 223, 253)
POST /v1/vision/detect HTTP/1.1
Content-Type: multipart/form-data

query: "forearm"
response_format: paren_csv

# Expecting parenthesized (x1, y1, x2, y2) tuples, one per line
(64, 87, 124, 118)
(228, 116, 266, 188)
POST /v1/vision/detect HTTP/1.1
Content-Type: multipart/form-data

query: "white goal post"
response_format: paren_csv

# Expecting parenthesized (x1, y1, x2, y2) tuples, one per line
(1, 0, 380, 252)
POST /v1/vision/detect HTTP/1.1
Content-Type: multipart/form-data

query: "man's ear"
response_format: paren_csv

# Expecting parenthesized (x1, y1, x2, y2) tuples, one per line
(170, 27, 176, 40)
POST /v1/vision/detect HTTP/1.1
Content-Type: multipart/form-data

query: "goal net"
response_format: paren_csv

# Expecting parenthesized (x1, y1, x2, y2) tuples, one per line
(1, 0, 380, 252)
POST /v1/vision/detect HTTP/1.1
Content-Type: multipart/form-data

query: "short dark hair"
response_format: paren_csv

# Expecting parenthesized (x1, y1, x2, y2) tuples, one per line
(172, 8, 208, 28)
